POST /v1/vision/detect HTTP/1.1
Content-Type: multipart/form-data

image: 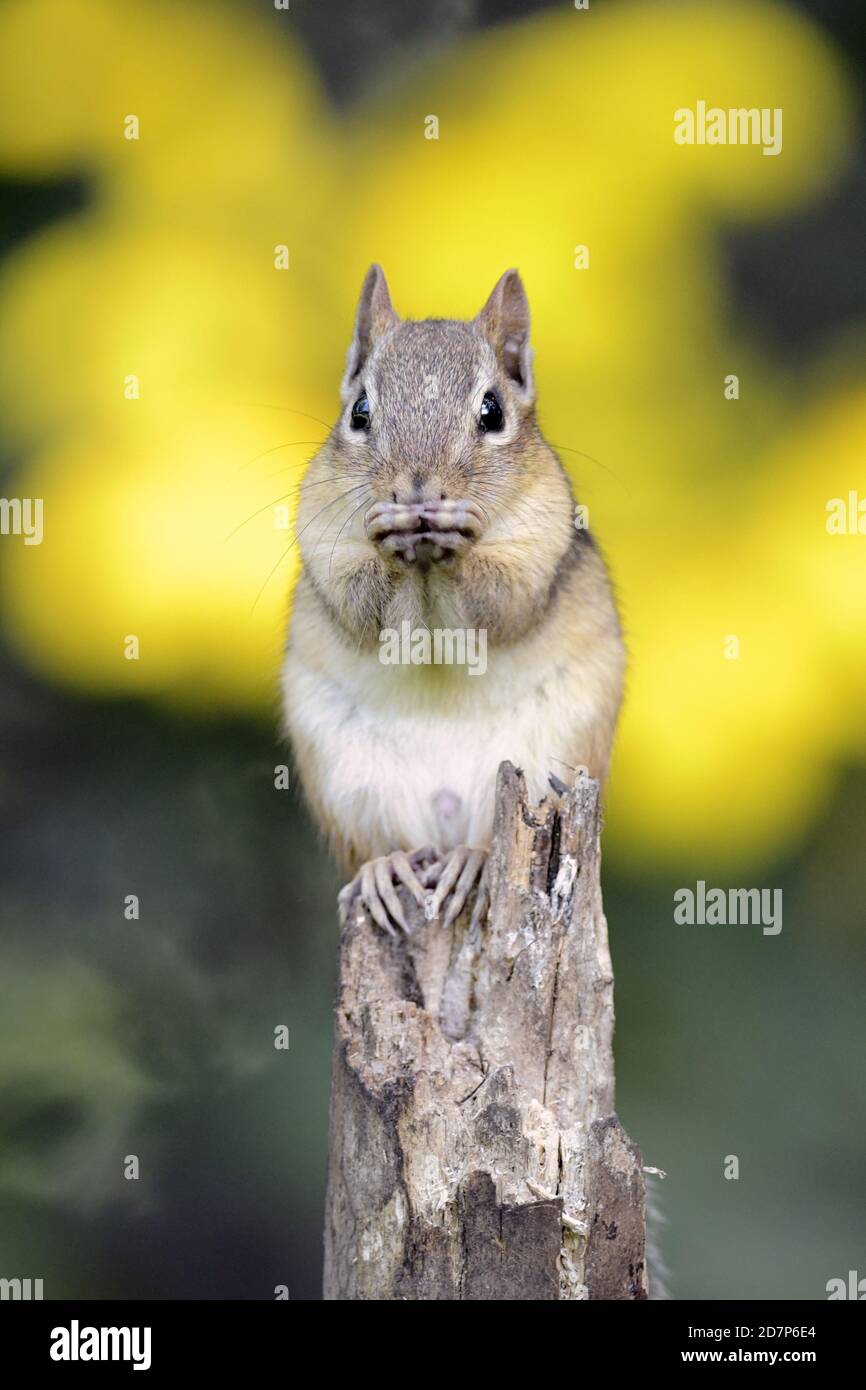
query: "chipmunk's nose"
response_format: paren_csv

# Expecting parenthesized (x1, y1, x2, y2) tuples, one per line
(390, 476, 430, 508)
(390, 467, 456, 507)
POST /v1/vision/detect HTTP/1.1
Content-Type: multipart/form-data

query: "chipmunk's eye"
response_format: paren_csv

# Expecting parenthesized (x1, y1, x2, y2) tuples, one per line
(479, 390, 504, 433)
(350, 393, 371, 431)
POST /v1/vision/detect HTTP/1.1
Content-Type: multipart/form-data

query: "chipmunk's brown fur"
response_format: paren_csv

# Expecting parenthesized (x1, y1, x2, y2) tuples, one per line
(283, 266, 624, 932)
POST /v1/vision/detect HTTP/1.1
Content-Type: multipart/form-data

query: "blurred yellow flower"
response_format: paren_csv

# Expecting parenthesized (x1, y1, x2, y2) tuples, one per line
(0, 0, 862, 868)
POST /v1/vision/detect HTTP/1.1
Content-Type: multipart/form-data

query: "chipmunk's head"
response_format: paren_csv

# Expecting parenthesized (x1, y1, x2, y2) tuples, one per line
(331, 264, 546, 569)
(294, 266, 577, 642)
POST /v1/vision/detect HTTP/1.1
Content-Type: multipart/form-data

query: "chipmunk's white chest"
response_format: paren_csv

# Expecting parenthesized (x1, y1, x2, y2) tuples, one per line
(285, 637, 598, 860)
(347, 683, 540, 850)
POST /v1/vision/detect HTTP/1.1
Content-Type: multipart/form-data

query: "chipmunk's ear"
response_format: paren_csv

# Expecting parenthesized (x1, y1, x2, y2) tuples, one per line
(476, 269, 534, 403)
(342, 264, 399, 396)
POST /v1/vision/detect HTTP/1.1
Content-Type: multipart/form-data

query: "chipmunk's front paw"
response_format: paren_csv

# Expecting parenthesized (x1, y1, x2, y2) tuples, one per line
(338, 847, 436, 936)
(365, 497, 484, 570)
(425, 846, 489, 929)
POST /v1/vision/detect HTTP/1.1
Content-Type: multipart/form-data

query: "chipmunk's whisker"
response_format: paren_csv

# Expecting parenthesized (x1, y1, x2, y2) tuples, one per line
(326, 493, 375, 581)
(237, 403, 335, 433)
(235, 440, 326, 475)
(472, 486, 542, 536)
(249, 483, 371, 613)
(547, 440, 629, 493)
(227, 476, 367, 542)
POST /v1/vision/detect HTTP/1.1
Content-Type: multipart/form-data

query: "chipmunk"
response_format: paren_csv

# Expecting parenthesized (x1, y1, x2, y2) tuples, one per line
(282, 266, 625, 934)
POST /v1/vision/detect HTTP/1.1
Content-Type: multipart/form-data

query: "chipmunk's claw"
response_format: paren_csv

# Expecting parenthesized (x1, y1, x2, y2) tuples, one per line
(428, 846, 488, 929)
(338, 848, 431, 936)
(469, 858, 491, 931)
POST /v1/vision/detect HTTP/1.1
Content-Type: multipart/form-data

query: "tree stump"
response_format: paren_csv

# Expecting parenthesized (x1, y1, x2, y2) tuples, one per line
(323, 761, 647, 1300)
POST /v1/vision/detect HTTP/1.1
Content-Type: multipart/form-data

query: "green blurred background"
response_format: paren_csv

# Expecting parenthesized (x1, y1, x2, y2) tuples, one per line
(0, 0, 863, 1299)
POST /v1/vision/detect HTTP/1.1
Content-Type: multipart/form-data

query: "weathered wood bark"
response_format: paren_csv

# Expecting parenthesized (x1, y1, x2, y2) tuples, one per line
(323, 761, 647, 1300)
